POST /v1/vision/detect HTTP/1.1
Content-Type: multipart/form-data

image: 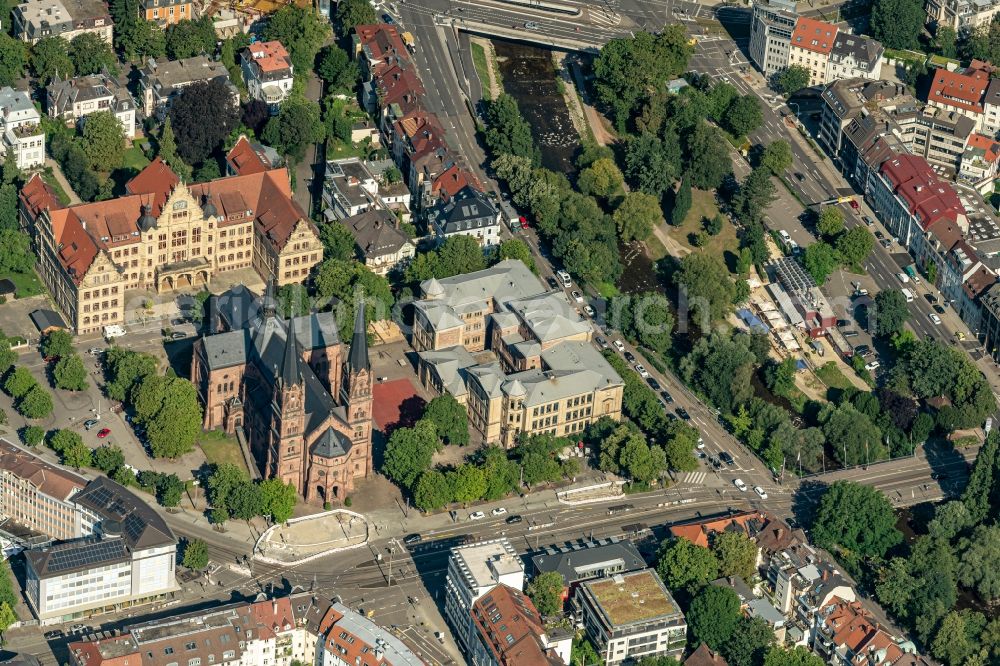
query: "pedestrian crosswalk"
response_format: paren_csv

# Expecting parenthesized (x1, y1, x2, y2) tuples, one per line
(680, 471, 708, 485)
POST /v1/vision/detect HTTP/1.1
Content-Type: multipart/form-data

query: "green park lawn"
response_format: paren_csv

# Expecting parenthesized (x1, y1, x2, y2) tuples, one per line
(814, 361, 854, 390)
(0, 269, 44, 299)
(471, 43, 492, 100)
(199, 429, 250, 476)
(122, 145, 151, 171)
(664, 188, 739, 259)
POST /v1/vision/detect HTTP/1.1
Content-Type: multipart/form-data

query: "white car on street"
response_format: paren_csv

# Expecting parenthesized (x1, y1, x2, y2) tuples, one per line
(753, 486, 768, 500)
(571, 291, 584, 303)
(897, 272, 910, 284)
(733, 478, 748, 492)
(469, 511, 486, 520)
(929, 313, 942, 325)
(634, 364, 650, 378)
(613, 340, 625, 352)
(491, 507, 507, 516)
(865, 360, 880, 371)
(583, 305, 595, 317)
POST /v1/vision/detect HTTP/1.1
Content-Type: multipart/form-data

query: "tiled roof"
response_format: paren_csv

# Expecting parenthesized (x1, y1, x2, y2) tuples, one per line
(125, 157, 179, 217)
(791, 17, 838, 55)
(967, 132, 1000, 162)
(243, 40, 292, 73)
(684, 643, 728, 666)
(927, 63, 991, 113)
(432, 165, 482, 201)
(471, 584, 563, 666)
(0, 439, 86, 501)
(226, 135, 274, 175)
(19, 173, 63, 221)
(880, 154, 965, 229)
(669, 510, 768, 548)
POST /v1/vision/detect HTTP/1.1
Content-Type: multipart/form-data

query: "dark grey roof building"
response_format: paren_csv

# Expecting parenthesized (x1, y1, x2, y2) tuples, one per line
(531, 538, 646, 586)
(426, 185, 500, 247)
(342, 209, 416, 275)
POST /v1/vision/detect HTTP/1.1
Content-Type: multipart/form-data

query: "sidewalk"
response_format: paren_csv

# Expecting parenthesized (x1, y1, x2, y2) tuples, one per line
(44, 158, 81, 205)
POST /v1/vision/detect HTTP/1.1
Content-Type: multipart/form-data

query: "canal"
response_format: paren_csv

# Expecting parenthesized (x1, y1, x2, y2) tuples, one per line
(493, 39, 579, 174)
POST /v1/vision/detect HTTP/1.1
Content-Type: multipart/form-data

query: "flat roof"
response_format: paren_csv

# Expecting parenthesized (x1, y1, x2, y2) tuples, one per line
(583, 569, 681, 626)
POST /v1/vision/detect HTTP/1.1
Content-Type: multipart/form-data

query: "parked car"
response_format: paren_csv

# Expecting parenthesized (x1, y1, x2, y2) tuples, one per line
(897, 272, 910, 283)
(794, 172, 805, 182)
(613, 340, 625, 352)
(836, 319, 851, 328)
(696, 437, 705, 449)
(934, 304, 946, 314)
(634, 363, 650, 378)
(660, 390, 673, 403)
(863, 215, 874, 226)
(571, 291, 584, 303)
(864, 360, 881, 371)
(595, 336, 608, 349)
(849, 200, 860, 210)
(382, 12, 394, 22)
(875, 231, 885, 240)
(624, 351, 636, 363)
(676, 407, 690, 420)
(930, 313, 942, 325)
(925, 293, 938, 304)
(931, 472, 949, 481)
(469, 511, 486, 520)
(853, 344, 871, 356)
(546, 276, 558, 289)
(880, 238, 892, 249)
(84, 418, 100, 430)
(753, 485, 768, 500)
(403, 533, 422, 545)
(97, 428, 111, 438)
(491, 507, 508, 516)
(733, 478, 748, 492)
(170, 332, 185, 340)
(44, 630, 63, 640)
(583, 305, 595, 317)
(646, 377, 661, 391)
(505, 515, 523, 524)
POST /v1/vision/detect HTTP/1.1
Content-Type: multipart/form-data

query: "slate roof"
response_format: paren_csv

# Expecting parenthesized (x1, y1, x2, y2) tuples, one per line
(343, 209, 412, 258)
(426, 185, 498, 235)
(530, 539, 645, 584)
(72, 476, 175, 551)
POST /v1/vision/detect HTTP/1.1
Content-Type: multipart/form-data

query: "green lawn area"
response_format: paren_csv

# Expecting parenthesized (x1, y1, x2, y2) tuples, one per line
(0, 269, 44, 299)
(471, 42, 491, 100)
(664, 188, 739, 260)
(40, 170, 71, 205)
(122, 145, 151, 171)
(645, 234, 669, 261)
(327, 139, 367, 160)
(198, 429, 250, 476)
(814, 361, 854, 390)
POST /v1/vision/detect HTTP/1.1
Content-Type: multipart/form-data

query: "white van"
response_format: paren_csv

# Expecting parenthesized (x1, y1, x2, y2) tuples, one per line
(556, 270, 572, 288)
(901, 288, 914, 303)
(103, 324, 127, 340)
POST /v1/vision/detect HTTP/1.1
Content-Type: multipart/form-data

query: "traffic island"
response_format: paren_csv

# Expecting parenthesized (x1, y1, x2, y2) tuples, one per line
(254, 509, 370, 565)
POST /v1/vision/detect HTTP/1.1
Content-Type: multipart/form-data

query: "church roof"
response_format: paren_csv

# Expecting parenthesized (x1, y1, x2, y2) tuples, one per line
(348, 302, 370, 374)
(311, 427, 353, 459)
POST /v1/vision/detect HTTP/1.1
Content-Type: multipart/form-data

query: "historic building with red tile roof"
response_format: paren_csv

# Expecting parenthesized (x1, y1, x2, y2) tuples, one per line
(19, 159, 322, 335)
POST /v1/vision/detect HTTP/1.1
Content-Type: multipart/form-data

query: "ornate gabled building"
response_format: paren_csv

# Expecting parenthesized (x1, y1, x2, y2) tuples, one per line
(18, 153, 323, 335)
(191, 289, 372, 503)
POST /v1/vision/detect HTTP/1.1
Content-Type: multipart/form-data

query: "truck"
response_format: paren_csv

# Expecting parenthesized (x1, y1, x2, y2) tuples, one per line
(401, 31, 415, 53)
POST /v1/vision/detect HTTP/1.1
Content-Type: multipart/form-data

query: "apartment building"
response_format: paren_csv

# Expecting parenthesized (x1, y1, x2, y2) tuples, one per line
(575, 569, 687, 666)
(978, 281, 1000, 360)
(826, 33, 884, 82)
(0, 439, 87, 541)
(749, 0, 798, 77)
(139, 55, 238, 118)
(425, 186, 500, 247)
(669, 510, 771, 549)
(18, 153, 322, 335)
(445, 538, 525, 653)
(12, 0, 112, 44)
(959, 132, 1000, 186)
(322, 158, 411, 222)
(47, 74, 136, 138)
(0, 87, 45, 170)
(340, 209, 416, 275)
(68, 595, 425, 666)
(926, 0, 1000, 32)
(139, 0, 191, 25)
(812, 598, 929, 666)
(469, 584, 571, 666)
(530, 539, 646, 590)
(924, 61, 1000, 134)
(354, 23, 411, 106)
(788, 17, 837, 86)
(24, 476, 177, 623)
(241, 41, 294, 114)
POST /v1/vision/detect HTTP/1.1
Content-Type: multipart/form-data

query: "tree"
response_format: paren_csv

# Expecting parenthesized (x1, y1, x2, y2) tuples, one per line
(49, 429, 82, 455)
(713, 531, 758, 579)
(774, 66, 811, 97)
(169, 79, 240, 164)
(802, 241, 838, 284)
(319, 221, 357, 261)
(491, 238, 536, 272)
(119, 19, 166, 64)
(263, 5, 331, 72)
(131, 374, 203, 458)
(723, 96, 763, 137)
(759, 140, 792, 175)
(413, 470, 451, 511)
(679, 331, 756, 414)
(577, 158, 624, 201)
(423, 395, 469, 446)
(0, 230, 35, 274)
(836, 227, 875, 267)
(874, 289, 910, 337)
(333, 0, 376, 38)
(156, 118, 191, 181)
(822, 402, 886, 466)
(614, 191, 663, 242)
(316, 45, 358, 90)
(592, 27, 692, 129)
(688, 585, 741, 649)
(447, 464, 486, 504)
(656, 538, 719, 593)
(571, 637, 602, 666)
(435, 235, 487, 277)
(41, 329, 74, 359)
(764, 647, 825, 666)
(54, 354, 88, 391)
(936, 26, 958, 58)
(722, 617, 776, 666)
(959, 524, 1000, 601)
(81, 111, 126, 172)
(165, 16, 215, 59)
(931, 611, 976, 666)
(812, 481, 902, 559)
(30, 37, 74, 84)
(686, 123, 732, 190)
(61, 439, 92, 468)
(764, 358, 797, 399)
(623, 133, 679, 196)
(194, 158, 221, 183)
(483, 94, 539, 164)
(105, 347, 158, 401)
(817, 206, 844, 238)
(182, 538, 209, 570)
(0, 34, 28, 87)
(92, 445, 125, 473)
(0, 183, 18, 233)
(526, 571, 565, 616)
(676, 252, 738, 324)
(963, 430, 999, 523)
(228, 481, 263, 520)
(18, 385, 53, 419)
(69, 33, 116, 75)
(871, 0, 925, 50)
(383, 420, 440, 489)
(4, 366, 36, 398)
(263, 95, 325, 160)
(732, 168, 775, 225)
(21, 425, 44, 447)
(671, 178, 692, 227)
(258, 478, 298, 523)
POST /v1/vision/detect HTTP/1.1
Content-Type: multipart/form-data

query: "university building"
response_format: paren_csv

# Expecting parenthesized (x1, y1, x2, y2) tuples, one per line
(18, 150, 322, 335)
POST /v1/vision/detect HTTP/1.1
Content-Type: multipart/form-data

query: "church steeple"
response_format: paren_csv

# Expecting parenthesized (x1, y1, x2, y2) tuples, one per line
(280, 318, 303, 387)
(343, 301, 373, 476)
(347, 302, 370, 375)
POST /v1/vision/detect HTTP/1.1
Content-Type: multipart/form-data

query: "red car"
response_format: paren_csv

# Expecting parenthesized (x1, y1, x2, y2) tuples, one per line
(97, 428, 111, 439)
(849, 200, 860, 210)
(519, 216, 529, 229)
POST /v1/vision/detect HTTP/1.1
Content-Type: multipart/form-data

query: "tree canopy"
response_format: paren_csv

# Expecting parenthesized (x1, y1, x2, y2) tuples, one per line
(526, 571, 565, 616)
(871, 0, 925, 50)
(688, 584, 741, 649)
(169, 79, 240, 164)
(811, 481, 902, 560)
(80, 111, 126, 172)
(263, 95, 326, 160)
